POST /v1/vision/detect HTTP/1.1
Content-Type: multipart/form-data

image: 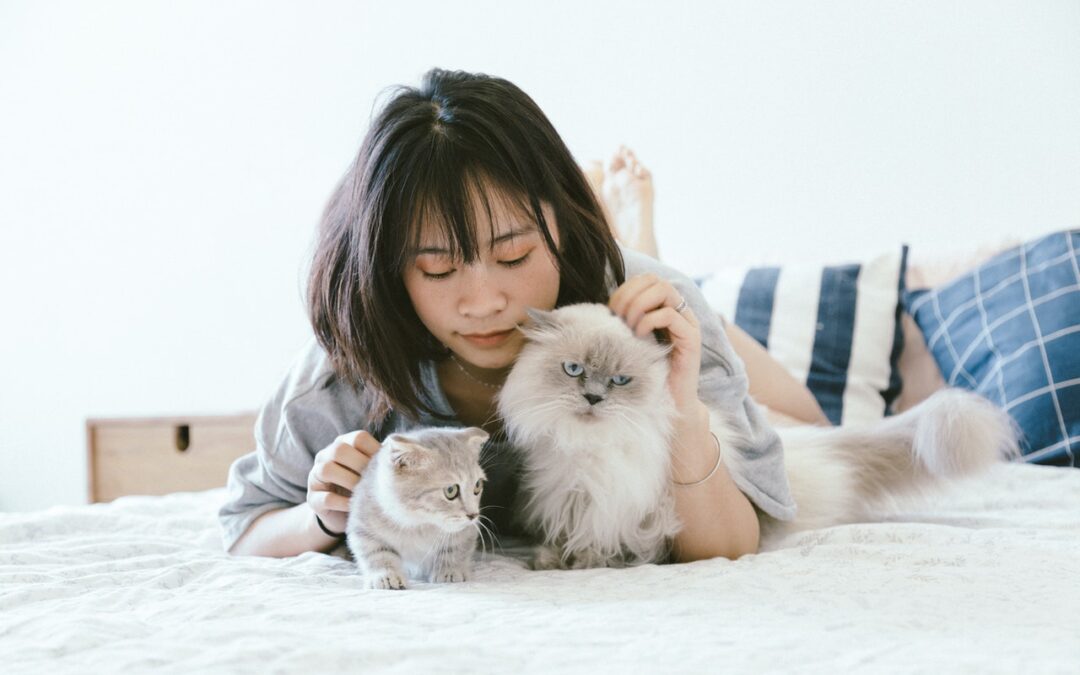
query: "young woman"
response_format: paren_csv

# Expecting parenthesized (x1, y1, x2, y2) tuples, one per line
(219, 68, 814, 563)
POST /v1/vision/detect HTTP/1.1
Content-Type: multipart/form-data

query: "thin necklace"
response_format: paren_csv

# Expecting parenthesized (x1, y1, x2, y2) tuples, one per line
(449, 354, 503, 390)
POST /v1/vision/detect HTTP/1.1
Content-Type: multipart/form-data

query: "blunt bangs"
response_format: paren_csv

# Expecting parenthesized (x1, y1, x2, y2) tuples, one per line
(388, 130, 559, 277)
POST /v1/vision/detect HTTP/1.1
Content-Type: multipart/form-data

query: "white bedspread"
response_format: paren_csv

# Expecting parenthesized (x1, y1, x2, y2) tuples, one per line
(2, 463, 1079, 674)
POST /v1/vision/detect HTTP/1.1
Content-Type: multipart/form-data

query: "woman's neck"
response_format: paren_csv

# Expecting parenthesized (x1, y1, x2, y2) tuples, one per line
(435, 358, 507, 434)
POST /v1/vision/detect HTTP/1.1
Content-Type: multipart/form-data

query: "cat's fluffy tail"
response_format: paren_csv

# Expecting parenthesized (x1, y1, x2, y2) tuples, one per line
(768, 388, 1020, 535)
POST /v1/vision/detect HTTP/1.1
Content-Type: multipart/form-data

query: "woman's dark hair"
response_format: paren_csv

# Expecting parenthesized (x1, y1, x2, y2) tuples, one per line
(308, 68, 625, 424)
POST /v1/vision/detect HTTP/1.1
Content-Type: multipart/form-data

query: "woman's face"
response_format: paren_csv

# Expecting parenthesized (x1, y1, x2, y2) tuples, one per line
(402, 191, 561, 372)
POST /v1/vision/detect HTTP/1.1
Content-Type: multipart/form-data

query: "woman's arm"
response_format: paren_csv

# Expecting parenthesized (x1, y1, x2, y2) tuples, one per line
(609, 273, 763, 561)
(668, 401, 760, 562)
(725, 321, 830, 426)
(226, 430, 380, 557)
(228, 503, 342, 557)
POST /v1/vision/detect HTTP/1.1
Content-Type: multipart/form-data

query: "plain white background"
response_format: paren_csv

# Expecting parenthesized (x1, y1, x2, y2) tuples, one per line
(1, 1, 1077, 511)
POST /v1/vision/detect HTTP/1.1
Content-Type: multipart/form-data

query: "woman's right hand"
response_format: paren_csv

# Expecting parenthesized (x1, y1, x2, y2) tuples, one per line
(306, 430, 381, 534)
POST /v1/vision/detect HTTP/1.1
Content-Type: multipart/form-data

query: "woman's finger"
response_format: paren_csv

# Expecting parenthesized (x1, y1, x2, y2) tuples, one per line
(634, 306, 697, 342)
(327, 443, 371, 476)
(336, 430, 382, 458)
(309, 487, 352, 513)
(608, 273, 661, 317)
(313, 461, 361, 493)
(621, 280, 683, 330)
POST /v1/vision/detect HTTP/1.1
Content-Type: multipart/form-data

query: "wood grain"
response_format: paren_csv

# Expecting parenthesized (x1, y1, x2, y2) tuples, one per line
(87, 414, 257, 503)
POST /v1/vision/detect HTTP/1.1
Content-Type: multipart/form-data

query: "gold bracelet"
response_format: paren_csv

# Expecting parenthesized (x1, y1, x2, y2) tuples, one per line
(672, 431, 723, 487)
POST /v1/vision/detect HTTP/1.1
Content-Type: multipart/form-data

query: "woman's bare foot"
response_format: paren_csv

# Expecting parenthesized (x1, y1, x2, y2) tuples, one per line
(586, 146, 658, 258)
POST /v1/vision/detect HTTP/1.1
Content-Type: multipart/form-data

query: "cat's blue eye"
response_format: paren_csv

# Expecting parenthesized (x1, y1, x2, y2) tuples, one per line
(610, 374, 632, 386)
(562, 361, 584, 377)
(444, 485, 460, 500)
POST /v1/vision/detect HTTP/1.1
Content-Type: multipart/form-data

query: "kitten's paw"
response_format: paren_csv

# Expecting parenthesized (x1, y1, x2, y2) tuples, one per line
(432, 567, 470, 583)
(367, 571, 408, 590)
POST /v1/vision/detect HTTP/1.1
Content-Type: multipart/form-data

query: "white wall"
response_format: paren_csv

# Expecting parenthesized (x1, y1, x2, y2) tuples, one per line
(1, 0, 1077, 511)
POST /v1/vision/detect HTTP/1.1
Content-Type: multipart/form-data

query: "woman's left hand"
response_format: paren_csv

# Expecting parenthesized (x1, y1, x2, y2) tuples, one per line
(608, 273, 701, 411)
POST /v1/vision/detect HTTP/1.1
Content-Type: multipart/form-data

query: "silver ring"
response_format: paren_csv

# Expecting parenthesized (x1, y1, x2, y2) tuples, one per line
(673, 297, 688, 313)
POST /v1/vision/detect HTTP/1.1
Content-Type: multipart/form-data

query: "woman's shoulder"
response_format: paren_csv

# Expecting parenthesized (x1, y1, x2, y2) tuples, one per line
(620, 245, 693, 285)
(256, 336, 379, 454)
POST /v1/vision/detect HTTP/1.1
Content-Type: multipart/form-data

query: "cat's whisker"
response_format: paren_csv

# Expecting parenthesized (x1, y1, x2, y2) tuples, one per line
(470, 521, 487, 556)
(473, 519, 492, 556)
(609, 407, 653, 442)
(475, 515, 502, 555)
(418, 527, 452, 571)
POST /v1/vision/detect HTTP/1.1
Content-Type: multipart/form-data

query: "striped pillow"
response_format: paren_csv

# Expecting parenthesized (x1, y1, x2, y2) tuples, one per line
(905, 230, 1079, 466)
(697, 248, 908, 426)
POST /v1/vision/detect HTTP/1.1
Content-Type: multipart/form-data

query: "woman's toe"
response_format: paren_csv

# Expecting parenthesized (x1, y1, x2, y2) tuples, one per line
(606, 149, 626, 174)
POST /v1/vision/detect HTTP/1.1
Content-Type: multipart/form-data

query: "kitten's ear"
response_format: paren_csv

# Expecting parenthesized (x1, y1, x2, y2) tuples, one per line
(386, 436, 429, 471)
(520, 307, 559, 341)
(460, 427, 489, 455)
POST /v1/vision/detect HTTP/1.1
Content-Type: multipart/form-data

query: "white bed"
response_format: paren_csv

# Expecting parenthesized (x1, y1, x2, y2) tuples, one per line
(3, 462, 1078, 673)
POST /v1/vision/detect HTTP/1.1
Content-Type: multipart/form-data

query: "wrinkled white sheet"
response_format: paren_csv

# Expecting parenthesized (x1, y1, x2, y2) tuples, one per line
(2, 463, 1078, 674)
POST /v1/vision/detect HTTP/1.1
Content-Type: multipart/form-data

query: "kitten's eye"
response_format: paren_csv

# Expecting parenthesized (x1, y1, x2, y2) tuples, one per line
(610, 374, 632, 386)
(444, 485, 460, 500)
(474, 479, 483, 496)
(562, 361, 584, 377)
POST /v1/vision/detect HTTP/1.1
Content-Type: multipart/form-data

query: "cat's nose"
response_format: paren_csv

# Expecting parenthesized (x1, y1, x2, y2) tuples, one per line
(466, 513, 479, 521)
(583, 393, 604, 406)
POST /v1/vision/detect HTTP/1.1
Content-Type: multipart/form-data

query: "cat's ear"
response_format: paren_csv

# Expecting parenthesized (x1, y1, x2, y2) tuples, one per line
(460, 427, 489, 456)
(386, 436, 429, 471)
(520, 307, 560, 341)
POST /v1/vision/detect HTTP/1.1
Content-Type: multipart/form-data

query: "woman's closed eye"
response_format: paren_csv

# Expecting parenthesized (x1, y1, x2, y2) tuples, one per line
(499, 251, 531, 269)
(420, 251, 532, 280)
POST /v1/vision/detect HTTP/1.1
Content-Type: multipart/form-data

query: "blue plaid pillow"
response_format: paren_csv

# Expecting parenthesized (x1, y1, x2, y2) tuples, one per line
(905, 230, 1080, 467)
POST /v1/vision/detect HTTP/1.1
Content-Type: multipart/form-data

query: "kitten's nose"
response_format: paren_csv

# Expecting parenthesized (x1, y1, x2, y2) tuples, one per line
(467, 513, 478, 521)
(583, 393, 604, 406)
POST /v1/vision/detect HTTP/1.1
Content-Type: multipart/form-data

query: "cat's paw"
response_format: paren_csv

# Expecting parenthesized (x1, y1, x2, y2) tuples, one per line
(367, 571, 408, 590)
(432, 567, 471, 583)
(530, 545, 568, 570)
(568, 549, 613, 570)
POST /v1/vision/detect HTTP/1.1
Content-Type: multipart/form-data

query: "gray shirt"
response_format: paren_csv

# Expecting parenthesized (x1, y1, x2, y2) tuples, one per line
(218, 247, 797, 552)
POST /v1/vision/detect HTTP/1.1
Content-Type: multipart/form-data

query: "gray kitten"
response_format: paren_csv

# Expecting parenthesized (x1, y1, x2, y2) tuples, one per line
(345, 426, 488, 590)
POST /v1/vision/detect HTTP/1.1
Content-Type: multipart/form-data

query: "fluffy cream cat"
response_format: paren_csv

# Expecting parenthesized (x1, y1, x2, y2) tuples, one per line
(496, 303, 1019, 568)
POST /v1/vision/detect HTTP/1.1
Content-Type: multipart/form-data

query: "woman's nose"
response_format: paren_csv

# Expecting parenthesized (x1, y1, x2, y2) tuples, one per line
(458, 266, 506, 317)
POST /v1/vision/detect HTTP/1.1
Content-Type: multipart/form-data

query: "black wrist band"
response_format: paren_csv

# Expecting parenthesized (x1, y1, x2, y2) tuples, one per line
(315, 513, 345, 539)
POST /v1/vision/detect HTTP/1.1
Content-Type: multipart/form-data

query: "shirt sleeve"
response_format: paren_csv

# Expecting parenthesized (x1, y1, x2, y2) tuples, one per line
(217, 425, 310, 553)
(217, 340, 362, 552)
(668, 272, 798, 522)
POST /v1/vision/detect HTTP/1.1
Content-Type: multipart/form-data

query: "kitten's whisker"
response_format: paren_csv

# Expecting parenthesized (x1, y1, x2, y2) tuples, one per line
(471, 521, 488, 556)
(419, 527, 451, 571)
(476, 515, 502, 555)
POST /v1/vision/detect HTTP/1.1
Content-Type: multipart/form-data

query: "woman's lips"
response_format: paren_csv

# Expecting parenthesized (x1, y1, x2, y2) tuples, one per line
(460, 328, 515, 347)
